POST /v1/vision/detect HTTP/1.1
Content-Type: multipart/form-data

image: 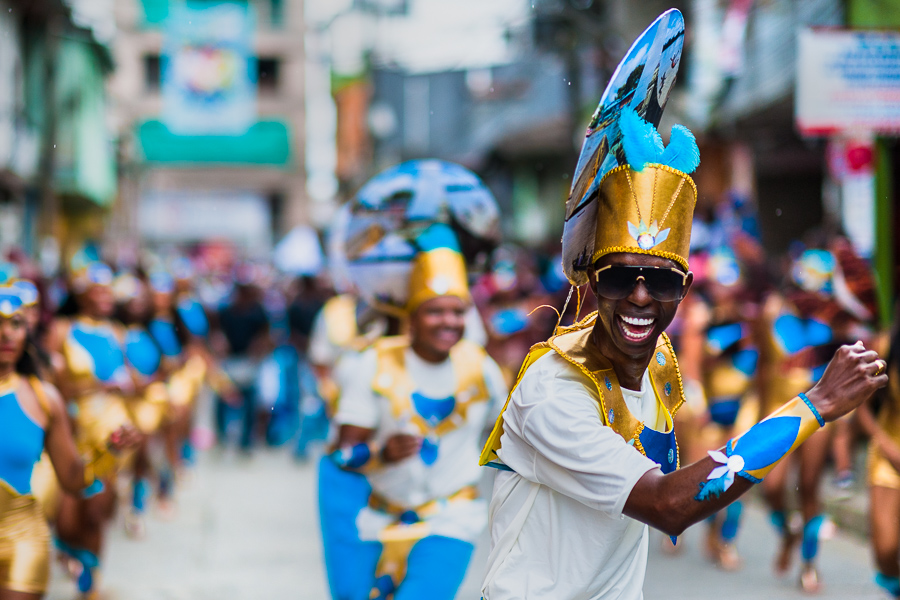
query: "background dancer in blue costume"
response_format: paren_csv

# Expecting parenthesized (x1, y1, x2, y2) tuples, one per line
(757, 239, 878, 592)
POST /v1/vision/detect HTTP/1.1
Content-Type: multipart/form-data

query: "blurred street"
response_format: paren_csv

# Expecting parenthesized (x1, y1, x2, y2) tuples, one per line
(43, 445, 882, 600)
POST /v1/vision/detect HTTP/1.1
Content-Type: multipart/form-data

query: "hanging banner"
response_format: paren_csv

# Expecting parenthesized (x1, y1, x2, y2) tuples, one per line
(796, 29, 900, 136)
(162, 2, 256, 135)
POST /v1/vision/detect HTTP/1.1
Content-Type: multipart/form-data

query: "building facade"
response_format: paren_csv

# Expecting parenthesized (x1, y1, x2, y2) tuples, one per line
(109, 0, 306, 258)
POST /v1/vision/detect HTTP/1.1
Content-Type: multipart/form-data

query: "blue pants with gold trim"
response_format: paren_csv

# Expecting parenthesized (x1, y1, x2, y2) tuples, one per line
(391, 535, 473, 600)
(318, 456, 379, 599)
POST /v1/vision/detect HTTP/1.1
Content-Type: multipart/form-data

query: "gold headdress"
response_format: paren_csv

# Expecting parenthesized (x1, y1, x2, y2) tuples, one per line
(405, 224, 470, 313)
(591, 108, 699, 272)
(592, 164, 697, 272)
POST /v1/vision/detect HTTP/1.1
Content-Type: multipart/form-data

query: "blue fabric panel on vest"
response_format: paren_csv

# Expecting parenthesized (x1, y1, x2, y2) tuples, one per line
(0, 391, 45, 495)
(732, 348, 758, 376)
(177, 299, 210, 337)
(707, 322, 744, 354)
(709, 398, 741, 427)
(125, 329, 162, 376)
(149, 319, 182, 357)
(638, 426, 678, 474)
(411, 392, 456, 427)
(71, 325, 126, 382)
(420, 437, 439, 465)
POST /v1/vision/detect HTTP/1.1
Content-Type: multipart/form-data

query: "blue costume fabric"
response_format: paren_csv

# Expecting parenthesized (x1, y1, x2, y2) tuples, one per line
(318, 456, 380, 600)
(0, 389, 45, 495)
(772, 313, 833, 382)
(176, 298, 210, 338)
(373, 536, 474, 600)
(70, 323, 127, 382)
(149, 318, 182, 358)
(125, 328, 162, 377)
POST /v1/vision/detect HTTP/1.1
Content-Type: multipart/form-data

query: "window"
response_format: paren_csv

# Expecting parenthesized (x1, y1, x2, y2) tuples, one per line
(257, 57, 280, 93)
(144, 54, 161, 92)
(269, 0, 283, 27)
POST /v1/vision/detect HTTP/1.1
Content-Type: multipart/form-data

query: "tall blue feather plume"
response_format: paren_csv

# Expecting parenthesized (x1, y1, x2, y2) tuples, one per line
(618, 108, 700, 174)
(619, 108, 664, 171)
(660, 125, 700, 174)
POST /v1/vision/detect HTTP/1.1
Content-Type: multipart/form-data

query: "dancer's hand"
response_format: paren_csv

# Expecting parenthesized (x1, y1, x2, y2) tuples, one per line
(805, 341, 888, 422)
(381, 434, 422, 464)
(108, 425, 142, 452)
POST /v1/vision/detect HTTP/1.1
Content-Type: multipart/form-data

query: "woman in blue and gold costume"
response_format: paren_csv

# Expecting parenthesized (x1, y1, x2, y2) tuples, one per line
(0, 282, 136, 599)
(115, 271, 170, 536)
(757, 239, 877, 592)
(46, 262, 140, 598)
(680, 247, 760, 570)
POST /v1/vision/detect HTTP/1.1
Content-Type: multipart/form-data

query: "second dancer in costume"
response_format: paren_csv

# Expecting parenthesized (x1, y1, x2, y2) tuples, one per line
(330, 224, 507, 600)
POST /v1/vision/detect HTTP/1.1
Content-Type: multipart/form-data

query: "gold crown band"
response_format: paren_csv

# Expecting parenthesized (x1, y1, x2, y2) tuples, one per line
(591, 163, 697, 270)
(406, 248, 470, 313)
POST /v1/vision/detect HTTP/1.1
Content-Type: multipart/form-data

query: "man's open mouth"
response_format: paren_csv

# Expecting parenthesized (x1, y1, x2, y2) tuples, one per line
(617, 314, 656, 343)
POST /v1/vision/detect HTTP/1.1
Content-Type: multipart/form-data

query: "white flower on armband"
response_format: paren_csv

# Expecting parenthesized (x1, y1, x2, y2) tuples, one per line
(707, 450, 744, 490)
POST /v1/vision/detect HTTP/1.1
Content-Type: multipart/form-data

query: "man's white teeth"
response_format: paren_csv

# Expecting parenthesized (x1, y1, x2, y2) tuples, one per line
(620, 315, 655, 326)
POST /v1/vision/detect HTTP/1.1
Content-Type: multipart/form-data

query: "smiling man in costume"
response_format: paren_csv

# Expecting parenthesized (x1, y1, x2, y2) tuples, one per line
(329, 224, 508, 600)
(478, 101, 887, 598)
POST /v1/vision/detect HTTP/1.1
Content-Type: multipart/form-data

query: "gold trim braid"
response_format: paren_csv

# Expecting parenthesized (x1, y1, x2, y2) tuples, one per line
(480, 311, 685, 466)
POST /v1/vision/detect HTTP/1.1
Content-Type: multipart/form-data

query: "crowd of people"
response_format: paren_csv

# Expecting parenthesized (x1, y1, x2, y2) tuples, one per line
(0, 248, 341, 599)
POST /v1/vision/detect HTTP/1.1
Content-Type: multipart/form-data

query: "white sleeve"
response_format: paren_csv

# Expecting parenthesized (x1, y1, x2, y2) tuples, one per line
(332, 349, 380, 429)
(308, 310, 338, 367)
(464, 305, 488, 346)
(481, 354, 510, 424)
(502, 354, 658, 516)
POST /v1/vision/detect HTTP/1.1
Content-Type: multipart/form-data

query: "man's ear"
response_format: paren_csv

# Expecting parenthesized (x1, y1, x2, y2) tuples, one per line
(587, 267, 597, 297)
(681, 271, 694, 299)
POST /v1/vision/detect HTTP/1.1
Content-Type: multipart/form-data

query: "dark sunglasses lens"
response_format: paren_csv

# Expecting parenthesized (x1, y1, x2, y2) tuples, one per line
(643, 269, 684, 301)
(596, 267, 684, 301)
(595, 267, 639, 299)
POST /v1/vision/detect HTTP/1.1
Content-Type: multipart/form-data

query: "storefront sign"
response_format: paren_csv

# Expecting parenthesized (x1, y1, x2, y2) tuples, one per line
(797, 29, 900, 135)
(163, 2, 256, 135)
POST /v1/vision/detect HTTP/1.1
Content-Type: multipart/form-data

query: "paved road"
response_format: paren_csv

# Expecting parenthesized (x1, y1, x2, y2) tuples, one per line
(45, 448, 884, 599)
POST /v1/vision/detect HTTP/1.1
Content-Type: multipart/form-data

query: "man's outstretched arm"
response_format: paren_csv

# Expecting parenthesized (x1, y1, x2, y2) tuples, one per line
(624, 342, 886, 536)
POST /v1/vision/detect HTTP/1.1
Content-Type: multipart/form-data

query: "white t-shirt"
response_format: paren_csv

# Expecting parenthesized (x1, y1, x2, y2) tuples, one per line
(334, 345, 507, 512)
(482, 351, 663, 600)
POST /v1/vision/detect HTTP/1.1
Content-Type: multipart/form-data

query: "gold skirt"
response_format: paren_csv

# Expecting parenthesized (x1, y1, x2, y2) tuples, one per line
(73, 392, 136, 474)
(129, 382, 170, 434)
(868, 445, 900, 490)
(0, 486, 50, 594)
(29, 455, 61, 523)
(168, 355, 207, 408)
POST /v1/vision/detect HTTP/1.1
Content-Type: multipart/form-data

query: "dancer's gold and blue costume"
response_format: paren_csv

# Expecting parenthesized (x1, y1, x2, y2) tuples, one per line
(321, 159, 502, 600)
(331, 225, 503, 600)
(0, 372, 52, 596)
(0, 285, 110, 596)
(54, 263, 136, 595)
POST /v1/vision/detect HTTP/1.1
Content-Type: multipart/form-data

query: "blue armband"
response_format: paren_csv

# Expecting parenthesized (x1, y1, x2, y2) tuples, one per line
(330, 443, 378, 470)
(696, 393, 824, 501)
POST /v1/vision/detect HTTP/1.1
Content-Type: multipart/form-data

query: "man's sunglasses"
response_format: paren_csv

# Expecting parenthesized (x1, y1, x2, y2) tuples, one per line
(594, 264, 688, 302)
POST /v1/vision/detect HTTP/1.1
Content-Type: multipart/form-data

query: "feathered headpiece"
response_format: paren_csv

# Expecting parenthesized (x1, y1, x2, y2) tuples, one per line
(591, 108, 699, 272)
